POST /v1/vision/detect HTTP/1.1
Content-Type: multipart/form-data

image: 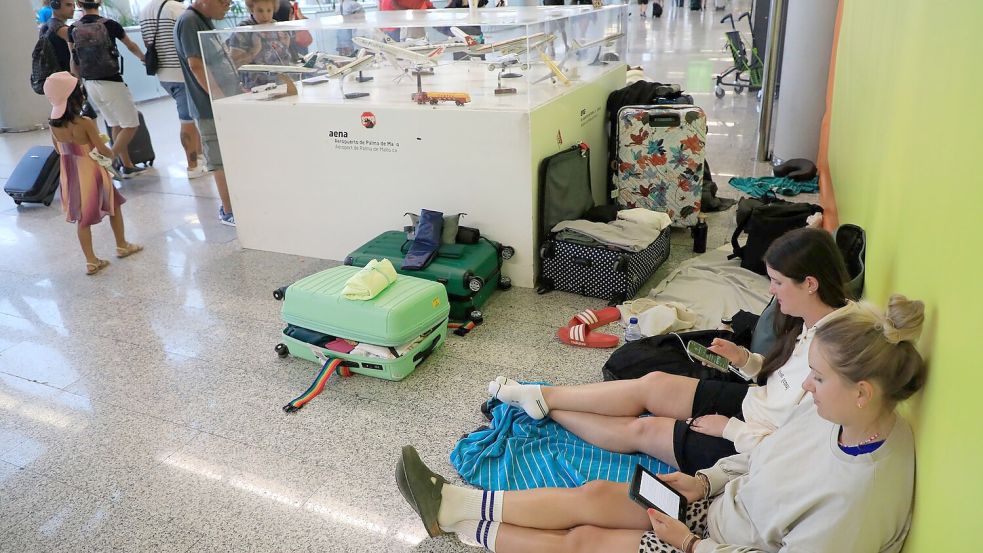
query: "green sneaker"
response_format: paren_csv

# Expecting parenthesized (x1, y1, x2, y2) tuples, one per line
(395, 445, 447, 537)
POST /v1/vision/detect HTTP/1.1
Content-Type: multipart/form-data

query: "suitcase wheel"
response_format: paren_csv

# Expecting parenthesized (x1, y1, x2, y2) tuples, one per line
(500, 246, 515, 260)
(43, 198, 52, 207)
(14, 200, 21, 206)
(467, 276, 484, 293)
(275, 343, 289, 358)
(469, 310, 484, 324)
(714, 86, 725, 99)
(497, 276, 512, 291)
(273, 286, 287, 301)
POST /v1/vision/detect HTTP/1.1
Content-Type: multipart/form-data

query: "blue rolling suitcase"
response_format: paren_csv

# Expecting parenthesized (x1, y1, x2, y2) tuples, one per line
(4, 146, 60, 206)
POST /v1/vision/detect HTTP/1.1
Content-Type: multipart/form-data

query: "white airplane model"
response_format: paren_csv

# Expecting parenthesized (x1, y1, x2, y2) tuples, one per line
(322, 52, 376, 79)
(571, 32, 625, 51)
(238, 64, 319, 74)
(485, 53, 529, 72)
(352, 36, 446, 68)
(450, 28, 555, 57)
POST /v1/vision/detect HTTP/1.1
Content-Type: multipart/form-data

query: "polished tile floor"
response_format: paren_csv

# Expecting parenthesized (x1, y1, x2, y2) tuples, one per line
(0, 3, 785, 551)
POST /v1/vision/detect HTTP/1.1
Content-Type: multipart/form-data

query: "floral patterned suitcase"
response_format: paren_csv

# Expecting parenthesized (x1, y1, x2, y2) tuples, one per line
(613, 105, 707, 227)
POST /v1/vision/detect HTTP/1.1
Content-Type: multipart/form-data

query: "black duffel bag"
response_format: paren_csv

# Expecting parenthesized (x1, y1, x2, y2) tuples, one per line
(729, 195, 823, 275)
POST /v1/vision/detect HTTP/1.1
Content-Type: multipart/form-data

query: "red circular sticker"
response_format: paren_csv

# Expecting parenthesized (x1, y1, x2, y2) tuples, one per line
(361, 112, 376, 129)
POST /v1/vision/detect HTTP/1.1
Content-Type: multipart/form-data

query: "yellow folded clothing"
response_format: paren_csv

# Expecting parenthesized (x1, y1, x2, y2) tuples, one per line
(341, 258, 398, 300)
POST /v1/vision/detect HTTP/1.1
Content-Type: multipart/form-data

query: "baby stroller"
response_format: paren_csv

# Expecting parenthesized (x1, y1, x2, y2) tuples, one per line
(714, 12, 763, 98)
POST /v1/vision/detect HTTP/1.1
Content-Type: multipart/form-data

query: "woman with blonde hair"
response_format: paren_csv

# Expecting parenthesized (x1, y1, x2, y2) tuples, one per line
(397, 295, 926, 553)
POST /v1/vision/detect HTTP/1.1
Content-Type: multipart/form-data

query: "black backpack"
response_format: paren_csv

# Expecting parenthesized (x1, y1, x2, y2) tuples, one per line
(729, 195, 822, 275)
(30, 29, 61, 95)
(71, 17, 121, 80)
(601, 306, 773, 383)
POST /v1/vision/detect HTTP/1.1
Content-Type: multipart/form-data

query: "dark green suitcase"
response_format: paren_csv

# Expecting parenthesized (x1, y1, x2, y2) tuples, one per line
(344, 231, 512, 322)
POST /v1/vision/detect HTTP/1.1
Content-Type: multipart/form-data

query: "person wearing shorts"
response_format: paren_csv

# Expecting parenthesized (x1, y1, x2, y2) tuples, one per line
(140, 0, 206, 179)
(175, 0, 243, 226)
(68, 1, 147, 177)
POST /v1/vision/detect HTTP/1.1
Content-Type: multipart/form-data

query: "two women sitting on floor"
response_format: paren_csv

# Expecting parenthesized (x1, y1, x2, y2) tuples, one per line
(397, 294, 926, 552)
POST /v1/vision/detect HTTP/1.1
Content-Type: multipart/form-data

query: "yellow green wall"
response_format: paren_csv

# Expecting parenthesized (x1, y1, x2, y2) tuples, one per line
(828, 1, 982, 548)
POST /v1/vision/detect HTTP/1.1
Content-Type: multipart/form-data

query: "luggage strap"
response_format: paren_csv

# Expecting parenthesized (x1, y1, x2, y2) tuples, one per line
(282, 357, 350, 413)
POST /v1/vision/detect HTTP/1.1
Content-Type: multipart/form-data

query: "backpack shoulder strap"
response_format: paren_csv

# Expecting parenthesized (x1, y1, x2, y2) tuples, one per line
(729, 202, 756, 259)
(149, 0, 169, 45)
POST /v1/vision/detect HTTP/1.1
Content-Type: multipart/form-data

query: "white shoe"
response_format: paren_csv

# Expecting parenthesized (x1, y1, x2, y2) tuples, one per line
(187, 165, 209, 180)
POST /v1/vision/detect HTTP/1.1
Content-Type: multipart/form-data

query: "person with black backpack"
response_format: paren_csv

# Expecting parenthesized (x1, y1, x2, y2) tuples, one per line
(40, 0, 75, 71)
(30, 0, 76, 95)
(68, 0, 147, 178)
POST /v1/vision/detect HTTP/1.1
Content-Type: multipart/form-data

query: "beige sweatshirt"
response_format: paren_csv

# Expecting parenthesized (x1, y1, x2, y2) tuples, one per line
(722, 309, 843, 453)
(696, 402, 915, 553)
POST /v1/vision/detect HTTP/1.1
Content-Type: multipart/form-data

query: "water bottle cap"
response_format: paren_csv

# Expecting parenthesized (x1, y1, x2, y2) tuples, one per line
(629, 317, 638, 324)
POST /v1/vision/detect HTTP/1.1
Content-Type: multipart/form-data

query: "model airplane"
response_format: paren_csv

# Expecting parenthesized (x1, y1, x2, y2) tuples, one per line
(238, 64, 319, 74)
(322, 52, 376, 78)
(485, 53, 529, 72)
(571, 32, 625, 51)
(536, 51, 571, 86)
(450, 28, 556, 57)
(352, 37, 446, 68)
(381, 35, 470, 56)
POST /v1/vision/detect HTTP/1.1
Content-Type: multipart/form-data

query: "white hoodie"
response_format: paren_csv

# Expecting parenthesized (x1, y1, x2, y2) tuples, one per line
(721, 308, 842, 453)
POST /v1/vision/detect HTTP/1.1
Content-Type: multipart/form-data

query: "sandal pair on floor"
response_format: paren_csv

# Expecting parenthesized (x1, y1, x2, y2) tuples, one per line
(85, 243, 143, 275)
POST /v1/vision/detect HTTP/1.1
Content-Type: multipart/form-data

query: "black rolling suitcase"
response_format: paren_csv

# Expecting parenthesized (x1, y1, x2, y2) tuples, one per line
(4, 146, 60, 206)
(536, 143, 671, 305)
(106, 111, 155, 167)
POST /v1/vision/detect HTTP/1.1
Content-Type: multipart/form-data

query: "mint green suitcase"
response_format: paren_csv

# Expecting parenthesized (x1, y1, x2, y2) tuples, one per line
(275, 266, 449, 381)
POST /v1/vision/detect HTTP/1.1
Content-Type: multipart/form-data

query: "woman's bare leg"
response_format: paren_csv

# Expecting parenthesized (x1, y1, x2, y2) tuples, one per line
(495, 524, 646, 553)
(541, 372, 700, 419)
(500, 480, 651, 530)
(549, 412, 679, 466)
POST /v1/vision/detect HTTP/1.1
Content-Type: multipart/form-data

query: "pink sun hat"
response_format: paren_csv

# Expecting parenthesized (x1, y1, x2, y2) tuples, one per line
(43, 72, 80, 119)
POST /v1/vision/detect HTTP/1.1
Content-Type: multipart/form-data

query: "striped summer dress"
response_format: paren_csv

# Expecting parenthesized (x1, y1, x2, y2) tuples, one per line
(57, 142, 124, 228)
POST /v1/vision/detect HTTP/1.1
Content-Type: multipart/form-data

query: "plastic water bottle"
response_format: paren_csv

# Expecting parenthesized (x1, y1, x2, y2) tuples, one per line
(625, 317, 642, 342)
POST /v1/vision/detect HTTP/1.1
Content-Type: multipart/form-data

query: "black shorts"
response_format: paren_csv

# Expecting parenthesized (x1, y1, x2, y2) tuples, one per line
(672, 379, 749, 475)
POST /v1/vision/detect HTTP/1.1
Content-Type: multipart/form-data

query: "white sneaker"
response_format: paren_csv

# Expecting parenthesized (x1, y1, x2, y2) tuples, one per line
(187, 165, 209, 180)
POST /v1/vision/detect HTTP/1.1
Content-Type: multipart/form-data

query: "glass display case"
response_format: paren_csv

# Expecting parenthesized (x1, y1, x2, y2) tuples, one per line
(198, 5, 627, 111)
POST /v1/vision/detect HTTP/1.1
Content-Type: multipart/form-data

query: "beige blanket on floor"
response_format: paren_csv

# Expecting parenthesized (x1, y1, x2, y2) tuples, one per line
(644, 247, 773, 330)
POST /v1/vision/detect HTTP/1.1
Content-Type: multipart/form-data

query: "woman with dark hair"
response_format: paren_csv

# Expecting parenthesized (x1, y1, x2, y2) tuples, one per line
(488, 227, 852, 474)
(397, 296, 925, 553)
(44, 71, 142, 275)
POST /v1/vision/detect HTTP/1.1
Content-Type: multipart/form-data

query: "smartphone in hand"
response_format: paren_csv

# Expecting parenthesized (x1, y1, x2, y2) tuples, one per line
(686, 340, 753, 381)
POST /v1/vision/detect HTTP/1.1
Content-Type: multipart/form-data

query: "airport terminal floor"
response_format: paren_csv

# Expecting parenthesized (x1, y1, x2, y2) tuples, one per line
(0, 3, 792, 551)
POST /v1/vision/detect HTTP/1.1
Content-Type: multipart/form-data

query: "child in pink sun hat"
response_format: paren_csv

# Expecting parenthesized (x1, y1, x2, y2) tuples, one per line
(44, 71, 142, 275)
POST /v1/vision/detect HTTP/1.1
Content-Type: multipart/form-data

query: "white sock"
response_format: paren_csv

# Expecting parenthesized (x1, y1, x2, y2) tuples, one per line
(438, 485, 503, 528)
(488, 376, 550, 420)
(445, 519, 500, 551)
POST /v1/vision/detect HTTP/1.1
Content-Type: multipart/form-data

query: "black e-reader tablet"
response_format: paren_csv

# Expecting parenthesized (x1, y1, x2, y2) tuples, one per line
(628, 465, 687, 522)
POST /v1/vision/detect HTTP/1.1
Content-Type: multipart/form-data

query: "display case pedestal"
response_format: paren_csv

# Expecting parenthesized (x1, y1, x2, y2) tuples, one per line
(215, 66, 624, 288)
